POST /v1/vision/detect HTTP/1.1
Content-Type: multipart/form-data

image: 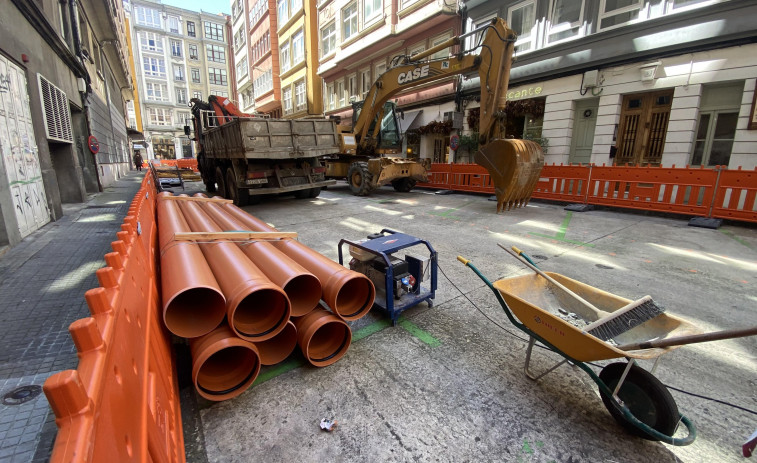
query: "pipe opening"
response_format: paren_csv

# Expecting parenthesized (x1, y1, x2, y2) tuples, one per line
(253, 321, 297, 365)
(334, 277, 375, 320)
(284, 275, 322, 317)
(306, 323, 351, 366)
(165, 288, 226, 338)
(232, 289, 290, 340)
(196, 345, 259, 396)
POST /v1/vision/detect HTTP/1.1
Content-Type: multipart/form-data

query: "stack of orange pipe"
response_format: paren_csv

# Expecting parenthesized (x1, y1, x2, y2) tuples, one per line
(156, 193, 375, 401)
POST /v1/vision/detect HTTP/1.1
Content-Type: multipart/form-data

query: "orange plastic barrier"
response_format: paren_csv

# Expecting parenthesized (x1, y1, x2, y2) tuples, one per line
(176, 159, 199, 172)
(418, 163, 757, 223)
(43, 175, 186, 462)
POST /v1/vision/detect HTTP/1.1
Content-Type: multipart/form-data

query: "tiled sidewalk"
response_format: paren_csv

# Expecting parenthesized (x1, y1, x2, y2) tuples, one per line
(0, 173, 144, 463)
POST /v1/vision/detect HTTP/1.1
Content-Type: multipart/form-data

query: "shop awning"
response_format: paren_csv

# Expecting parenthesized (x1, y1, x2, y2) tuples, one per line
(400, 110, 423, 133)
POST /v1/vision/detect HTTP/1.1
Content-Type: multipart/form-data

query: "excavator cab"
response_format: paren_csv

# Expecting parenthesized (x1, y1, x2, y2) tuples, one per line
(351, 101, 403, 156)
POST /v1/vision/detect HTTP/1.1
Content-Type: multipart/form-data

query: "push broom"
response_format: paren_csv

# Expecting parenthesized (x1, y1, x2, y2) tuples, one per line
(500, 244, 665, 341)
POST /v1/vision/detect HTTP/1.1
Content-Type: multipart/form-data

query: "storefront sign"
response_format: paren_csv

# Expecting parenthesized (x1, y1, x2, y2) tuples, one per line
(507, 86, 543, 100)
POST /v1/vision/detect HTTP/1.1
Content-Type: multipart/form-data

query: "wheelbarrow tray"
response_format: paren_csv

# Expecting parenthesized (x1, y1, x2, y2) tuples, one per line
(492, 272, 703, 362)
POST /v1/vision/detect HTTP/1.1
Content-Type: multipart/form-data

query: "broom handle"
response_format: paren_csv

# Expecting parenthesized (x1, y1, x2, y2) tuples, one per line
(500, 244, 604, 314)
(617, 326, 757, 351)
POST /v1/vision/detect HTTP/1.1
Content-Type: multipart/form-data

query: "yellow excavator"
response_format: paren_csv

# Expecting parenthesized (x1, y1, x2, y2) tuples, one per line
(331, 17, 544, 212)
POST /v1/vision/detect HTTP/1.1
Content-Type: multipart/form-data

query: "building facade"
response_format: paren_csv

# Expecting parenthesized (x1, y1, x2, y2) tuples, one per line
(317, 0, 461, 162)
(459, 0, 757, 169)
(0, 0, 132, 249)
(127, 0, 232, 160)
(249, 0, 283, 117)
(232, 0, 255, 113)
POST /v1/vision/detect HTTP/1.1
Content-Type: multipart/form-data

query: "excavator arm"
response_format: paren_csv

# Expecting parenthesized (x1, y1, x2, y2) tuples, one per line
(352, 18, 544, 212)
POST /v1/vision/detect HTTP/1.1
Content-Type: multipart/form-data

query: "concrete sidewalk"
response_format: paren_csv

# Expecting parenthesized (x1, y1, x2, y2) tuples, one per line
(0, 172, 145, 463)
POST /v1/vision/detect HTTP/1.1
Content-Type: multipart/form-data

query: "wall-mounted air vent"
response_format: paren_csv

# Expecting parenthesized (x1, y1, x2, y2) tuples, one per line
(38, 74, 73, 143)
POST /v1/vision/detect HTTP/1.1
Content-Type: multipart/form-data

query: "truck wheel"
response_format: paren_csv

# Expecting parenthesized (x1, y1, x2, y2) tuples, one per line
(226, 168, 248, 206)
(294, 188, 310, 199)
(391, 178, 416, 193)
(348, 162, 372, 196)
(205, 180, 217, 193)
(309, 187, 321, 198)
(215, 166, 227, 198)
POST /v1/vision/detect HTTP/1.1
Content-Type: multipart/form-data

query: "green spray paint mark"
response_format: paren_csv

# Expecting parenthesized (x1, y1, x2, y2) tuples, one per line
(529, 211, 595, 247)
(398, 317, 441, 347)
(720, 229, 753, 250)
(522, 440, 534, 454)
(252, 315, 440, 385)
(9, 176, 42, 186)
(428, 200, 475, 220)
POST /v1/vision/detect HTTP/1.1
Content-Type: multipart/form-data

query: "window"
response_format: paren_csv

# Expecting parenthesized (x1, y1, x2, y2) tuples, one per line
(177, 111, 191, 126)
(146, 82, 169, 101)
(208, 68, 228, 86)
(170, 40, 182, 58)
(191, 67, 201, 83)
(325, 82, 335, 110)
(337, 81, 345, 107)
(193, 91, 202, 99)
(135, 6, 161, 28)
(400, 0, 419, 10)
(467, 14, 497, 52)
(250, 0, 267, 27)
(204, 22, 224, 41)
(187, 21, 196, 37)
(234, 28, 246, 50)
(283, 87, 293, 114)
(347, 74, 356, 100)
(174, 65, 185, 81)
(292, 30, 304, 65)
(176, 88, 187, 104)
(139, 32, 163, 53)
(142, 57, 166, 77)
(295, 80, 306, 111)
(189, 44, 199, 60)
(237, 57, 248, 77)
(321, 22, 336, 57)
(148, 108, 172, 125)
(599, 0, 643, 31)
(375, 62, 386, 79)
(547, 0, 585, 44)
(509, 1, 537, 52)
(690, 83, 742, 167)
(342, 2, 358, 41)
(168, 16, 180, 34)
(280, 41, 291, 72)
(364, 0, 381, 22)
(253, 68, 273, 95)
(210, 90, 229, 97)
(206, 44, 226, 63)
(360, 68, 371, 96)
(430, 33, 452, 60)
(278, 0, 289, 26)
(252, 32, 271, 62)
(292, 0, 303, 14)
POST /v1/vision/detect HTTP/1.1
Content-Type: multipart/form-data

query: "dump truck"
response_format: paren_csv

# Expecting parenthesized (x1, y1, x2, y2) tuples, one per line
(187, 96, 337, 205)
(337, 17, 544, 212)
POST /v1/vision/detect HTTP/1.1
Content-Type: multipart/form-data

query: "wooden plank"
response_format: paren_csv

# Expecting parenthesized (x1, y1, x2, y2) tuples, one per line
(173, 231, 297, 241)
(159, 196, 232, 203)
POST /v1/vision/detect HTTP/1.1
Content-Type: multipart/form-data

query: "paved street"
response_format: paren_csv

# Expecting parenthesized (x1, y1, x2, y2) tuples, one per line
(0, 173, 755, 462)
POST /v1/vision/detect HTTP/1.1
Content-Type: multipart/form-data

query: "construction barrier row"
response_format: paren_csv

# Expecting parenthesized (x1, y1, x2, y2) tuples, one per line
(158, 193, 375, 401)
(418, 163, 757, 223)
(42, 175, 186, 462)
(148, 159, 199, 172)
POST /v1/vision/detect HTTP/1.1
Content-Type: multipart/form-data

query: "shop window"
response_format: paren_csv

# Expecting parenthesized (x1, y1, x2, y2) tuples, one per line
(690, 82, 742, 167)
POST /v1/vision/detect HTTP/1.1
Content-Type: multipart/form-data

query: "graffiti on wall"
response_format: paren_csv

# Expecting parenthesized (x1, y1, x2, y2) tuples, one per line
(0, 55, 50, 237)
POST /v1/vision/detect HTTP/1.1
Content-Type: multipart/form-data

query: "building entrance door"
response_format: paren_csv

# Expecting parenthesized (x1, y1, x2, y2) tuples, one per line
(569, 99, 598, 164)
(615, 90, 673, 166)
(432, 136, 449, 163)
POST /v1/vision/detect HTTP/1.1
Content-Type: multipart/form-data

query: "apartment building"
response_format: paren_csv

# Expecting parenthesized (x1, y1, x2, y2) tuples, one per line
(127, 0, 232, 160)
(232, 0, 255, 113)
(249, 0, 283, 117)
(317, 0, 461, 162)
(0, 0, 132, 248)
(277, 0, 324, 117)
(460, 0, 757, 169)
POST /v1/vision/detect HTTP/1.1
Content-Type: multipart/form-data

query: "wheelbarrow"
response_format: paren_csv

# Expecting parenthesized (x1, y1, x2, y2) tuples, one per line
(457, 254, 714, 445)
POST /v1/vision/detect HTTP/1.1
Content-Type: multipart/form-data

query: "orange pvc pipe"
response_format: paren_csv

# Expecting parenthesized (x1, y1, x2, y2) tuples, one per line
(221, 203, 376, 321)
(197, 196, 321, 317)
(176, 197, 291, 342)
(252, 320, 297, 365)
(292, 306, 352, 367)
(157, 194, 226, 338)
(190, 323, 261, 401)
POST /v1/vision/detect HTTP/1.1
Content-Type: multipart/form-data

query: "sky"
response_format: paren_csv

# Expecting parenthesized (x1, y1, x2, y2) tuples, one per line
(160, 0, 230, 16)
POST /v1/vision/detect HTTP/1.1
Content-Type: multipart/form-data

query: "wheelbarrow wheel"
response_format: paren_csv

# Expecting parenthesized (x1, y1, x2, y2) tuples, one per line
(599, 362, 680, 441)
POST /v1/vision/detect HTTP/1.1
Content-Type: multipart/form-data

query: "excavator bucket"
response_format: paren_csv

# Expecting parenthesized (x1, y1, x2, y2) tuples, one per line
(474, 139, 544, 213)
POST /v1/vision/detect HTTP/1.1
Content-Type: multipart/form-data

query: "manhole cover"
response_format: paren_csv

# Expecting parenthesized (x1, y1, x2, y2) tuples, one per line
(532, 254, 548, 260)
(2, 385, 42, 405)
(596, 264, 614, 270)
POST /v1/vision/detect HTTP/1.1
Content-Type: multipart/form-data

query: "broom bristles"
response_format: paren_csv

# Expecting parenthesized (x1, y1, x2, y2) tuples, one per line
(587, 299, 666, 341)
